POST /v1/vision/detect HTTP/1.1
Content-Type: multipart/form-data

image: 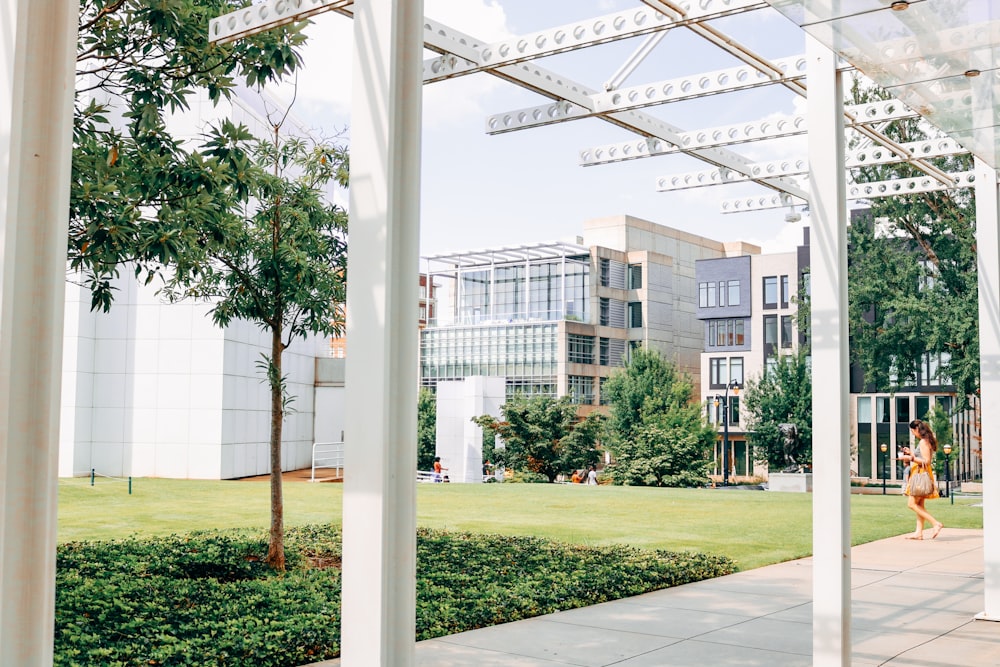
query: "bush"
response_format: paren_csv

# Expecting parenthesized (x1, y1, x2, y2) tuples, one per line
(55, 526, 735, 665)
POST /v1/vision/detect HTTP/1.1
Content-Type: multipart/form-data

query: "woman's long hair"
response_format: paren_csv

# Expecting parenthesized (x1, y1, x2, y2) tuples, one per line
(909, 419, 938, 452)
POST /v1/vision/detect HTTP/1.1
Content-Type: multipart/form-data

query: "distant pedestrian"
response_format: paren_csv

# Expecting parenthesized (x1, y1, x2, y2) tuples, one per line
(570, 469, 582, 484)
(900, 419, 943, 540)
(433, 456, 447, 483)
(586, 465, 598, 485)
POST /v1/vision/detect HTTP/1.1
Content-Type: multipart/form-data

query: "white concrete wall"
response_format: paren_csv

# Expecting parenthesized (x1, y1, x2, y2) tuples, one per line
(59, 276, 321, 479)
(435, 377, 504, 483)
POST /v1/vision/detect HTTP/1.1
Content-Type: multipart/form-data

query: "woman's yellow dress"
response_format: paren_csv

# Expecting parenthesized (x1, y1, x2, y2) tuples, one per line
(904, 461, 940, 499)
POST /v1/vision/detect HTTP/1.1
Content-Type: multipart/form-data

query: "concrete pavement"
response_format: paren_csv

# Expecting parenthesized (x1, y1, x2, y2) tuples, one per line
(313, 528, 999, 666)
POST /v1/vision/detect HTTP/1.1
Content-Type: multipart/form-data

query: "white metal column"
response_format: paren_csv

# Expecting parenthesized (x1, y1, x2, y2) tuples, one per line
(806, 36, 851, 665)
(0, 1, 79, 665)
(975, 156, 1000, 622)
(340, 0, 423, 664)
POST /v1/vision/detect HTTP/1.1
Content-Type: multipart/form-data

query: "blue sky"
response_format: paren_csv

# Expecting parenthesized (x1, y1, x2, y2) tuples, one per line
(278, 0, 816, 256)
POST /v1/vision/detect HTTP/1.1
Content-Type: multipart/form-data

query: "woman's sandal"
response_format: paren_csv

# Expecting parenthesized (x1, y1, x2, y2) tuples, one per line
(929, 524, 943, 540)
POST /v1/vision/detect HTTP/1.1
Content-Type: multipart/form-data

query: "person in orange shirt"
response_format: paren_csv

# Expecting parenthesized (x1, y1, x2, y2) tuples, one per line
(433, 456, 447, 482)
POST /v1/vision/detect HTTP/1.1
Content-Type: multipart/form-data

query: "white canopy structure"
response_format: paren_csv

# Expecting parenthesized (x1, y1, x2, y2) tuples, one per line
(2, 1, 998, 665)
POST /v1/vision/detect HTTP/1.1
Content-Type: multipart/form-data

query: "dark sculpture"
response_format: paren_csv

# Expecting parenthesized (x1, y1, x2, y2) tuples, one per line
(778, 423, 803, 473)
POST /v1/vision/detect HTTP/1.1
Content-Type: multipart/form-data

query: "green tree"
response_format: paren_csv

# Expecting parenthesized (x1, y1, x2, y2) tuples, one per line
(847, 76, 978, 406)
(71, 0, 307, 310)
(602, 348, 716, 486)
(473, 395, 603, 482)
(417, 388, 437, 471)
(741, 351, 813, 470)
(160, 123, 348, 571)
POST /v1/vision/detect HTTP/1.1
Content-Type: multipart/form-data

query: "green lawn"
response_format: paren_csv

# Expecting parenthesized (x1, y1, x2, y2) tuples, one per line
(58, 478, 983, 570)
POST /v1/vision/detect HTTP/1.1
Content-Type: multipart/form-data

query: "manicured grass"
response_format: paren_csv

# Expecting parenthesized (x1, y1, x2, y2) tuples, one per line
(58, 478, 983, 570)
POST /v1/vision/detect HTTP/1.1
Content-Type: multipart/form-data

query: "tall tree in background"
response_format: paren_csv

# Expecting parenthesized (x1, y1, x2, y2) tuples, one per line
(71, 0, 306, 309)
(473, 395, 603, 482)
(742, 351, 812, 471)
(847, 77, 978, 406)
(602, 348, 716, 486)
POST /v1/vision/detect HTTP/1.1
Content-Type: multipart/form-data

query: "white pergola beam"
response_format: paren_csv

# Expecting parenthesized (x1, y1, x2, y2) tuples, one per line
(490, 55, 810, 133)
(580, 99, 919, 167)
(209, 0, 354, 45)
(419, 17, 805, 200)
(424, 0, 766, 80)
(662, 137, 968, 192)
(719, 192, 805, 214)
(717, 169, 980, 213)
(0, 1, 78, 665)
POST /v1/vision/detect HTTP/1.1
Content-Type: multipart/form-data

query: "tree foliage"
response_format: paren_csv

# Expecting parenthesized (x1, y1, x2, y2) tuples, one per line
(847, 76, 978, 406)
(70, 0, 341, 572)
(156, 125, 348, 570)
(71, 0, 308, 310)
(741, 351, 812, 470)
(473, 395, 603, 482)
(602, 348, 716, 486)
(418, 388, 437, 471)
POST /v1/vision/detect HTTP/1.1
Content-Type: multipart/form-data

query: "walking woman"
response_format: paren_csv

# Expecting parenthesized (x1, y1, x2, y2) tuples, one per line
(899, 419, 943, 540)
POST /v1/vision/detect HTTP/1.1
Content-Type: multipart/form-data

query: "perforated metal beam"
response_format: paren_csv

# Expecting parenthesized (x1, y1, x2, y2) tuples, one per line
(580, 99, 918, 167)
(209, 0, 354, 44)
(489, 55, 812, 133)
(658, 137, 967, 192)
(422, 0, 765, 81)
(718, 169, 981, 213)
(419, 17, 806, 200)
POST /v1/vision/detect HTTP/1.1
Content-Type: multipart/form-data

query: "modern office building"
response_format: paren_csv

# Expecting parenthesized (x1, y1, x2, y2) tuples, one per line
(419, 215, 759, 413)
(697, 226, 981, 484)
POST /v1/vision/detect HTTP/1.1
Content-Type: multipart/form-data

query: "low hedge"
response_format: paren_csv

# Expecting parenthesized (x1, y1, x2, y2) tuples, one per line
(55, 526, 735, 666)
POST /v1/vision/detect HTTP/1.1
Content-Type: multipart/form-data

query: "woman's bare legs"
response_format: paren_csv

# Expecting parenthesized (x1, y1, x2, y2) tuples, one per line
(906, 496, 943, 539)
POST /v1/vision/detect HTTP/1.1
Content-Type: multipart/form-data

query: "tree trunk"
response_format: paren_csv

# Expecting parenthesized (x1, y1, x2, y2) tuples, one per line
(266, 326, 286, 571)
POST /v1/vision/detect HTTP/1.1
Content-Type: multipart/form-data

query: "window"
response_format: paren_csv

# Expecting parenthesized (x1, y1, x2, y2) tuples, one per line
(708, 319, 746, 347)
(599, 337, 609, 365)
(599, 377, 610, 405)
(802, 271, 811, 297)
(628, 264, 643, 289)
(599, 297, 610, 326)
(599, 258, 610, 287)
(729, 357, 744, 385)
(727, 280, 740, 306)
(763, 276, 778, 309)
(896, 396, 910, 424)
(709, 357, 727, 388)
(764, 315, 778, 346)
(628, 302, 643, 328)
(567, 334, 594, 364)
(780, 315, 793, 348)
(698, 281, 716, 308)
(730, 396, 740, 425)
(718, 282, 726, 307)
(568, 375, 594, 404)
(780, 275, 790, 308)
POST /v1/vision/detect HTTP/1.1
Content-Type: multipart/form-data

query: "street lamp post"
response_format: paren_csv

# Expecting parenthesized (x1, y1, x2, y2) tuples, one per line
(714, 379, 741, 487)
(943, 443, 953, 505)
(880, 442, 888, 495)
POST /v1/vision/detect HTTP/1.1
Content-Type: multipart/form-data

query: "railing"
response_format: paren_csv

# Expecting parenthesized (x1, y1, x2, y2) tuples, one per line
(71, 468, 133, 494)
(417, 470, 438, 483)
(310, 441, 344, 482)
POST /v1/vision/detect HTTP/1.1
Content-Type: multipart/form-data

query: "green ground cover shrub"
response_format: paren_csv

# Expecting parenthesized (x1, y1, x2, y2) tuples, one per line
(55, 526, 733, 666)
